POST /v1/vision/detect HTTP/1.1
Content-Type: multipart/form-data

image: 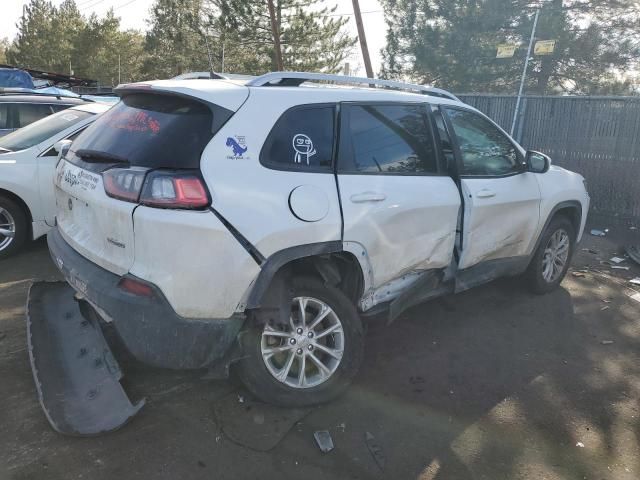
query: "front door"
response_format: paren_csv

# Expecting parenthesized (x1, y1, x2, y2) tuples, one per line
(440, 106, 541, 271)
(337, 103, 461, 293)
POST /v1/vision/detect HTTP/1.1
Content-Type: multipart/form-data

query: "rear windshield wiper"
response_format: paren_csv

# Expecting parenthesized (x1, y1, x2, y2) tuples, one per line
(75, 149, 128, 164)
(0, 147, 12, 153)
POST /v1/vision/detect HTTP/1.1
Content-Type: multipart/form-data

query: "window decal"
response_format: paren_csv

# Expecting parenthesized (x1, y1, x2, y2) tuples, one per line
(292, 133, 316, 165)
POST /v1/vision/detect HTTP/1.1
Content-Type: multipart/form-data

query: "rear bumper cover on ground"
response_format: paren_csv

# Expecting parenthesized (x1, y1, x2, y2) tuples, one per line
(27, 281, 144, 436)
(47, 227, 245, 370)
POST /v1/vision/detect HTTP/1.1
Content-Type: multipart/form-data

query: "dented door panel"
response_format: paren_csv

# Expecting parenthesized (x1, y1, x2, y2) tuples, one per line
(458, 173, 541, 269)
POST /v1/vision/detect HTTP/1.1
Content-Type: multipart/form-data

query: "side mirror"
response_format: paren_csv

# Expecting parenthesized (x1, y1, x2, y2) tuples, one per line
(526, 150, 551, 174)
(54, 139, 72, 162)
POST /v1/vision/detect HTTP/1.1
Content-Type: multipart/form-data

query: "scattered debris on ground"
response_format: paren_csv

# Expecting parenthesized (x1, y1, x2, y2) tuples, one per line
(314, 430, 334, 453)
(590, 229, 607, 237)
(365, 432, 386, 471)
(630, 278, 640, 286)
(626, 245, 640, 266)
(601, 340, 614, 345)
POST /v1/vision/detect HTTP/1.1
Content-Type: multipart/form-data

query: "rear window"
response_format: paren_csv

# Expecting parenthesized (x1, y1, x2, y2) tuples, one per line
(68, 94, 216, 169)
(0, 109, 92, 152)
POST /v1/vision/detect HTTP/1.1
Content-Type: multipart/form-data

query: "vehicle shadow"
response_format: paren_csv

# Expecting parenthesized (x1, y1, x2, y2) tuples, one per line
(285, 274, 640, 479)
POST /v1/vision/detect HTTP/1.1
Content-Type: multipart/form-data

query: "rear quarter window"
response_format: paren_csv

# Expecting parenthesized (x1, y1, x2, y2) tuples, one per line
(68, 94, 222, 169)
(260, 105, 335, 172)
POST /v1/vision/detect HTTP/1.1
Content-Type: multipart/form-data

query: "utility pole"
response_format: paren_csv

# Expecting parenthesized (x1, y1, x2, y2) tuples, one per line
(352, 0, 374, 78)
(204, 34, 215, 77)
(267, 0, 284, 71)
(511, 8, 540, 136)
(118, 54, 121, 84)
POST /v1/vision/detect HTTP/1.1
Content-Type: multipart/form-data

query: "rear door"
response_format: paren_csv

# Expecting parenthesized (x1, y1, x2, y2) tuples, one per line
(337, 102, 461, 290)
(440, 106, 541, 271)
(55, 91, 242, 275)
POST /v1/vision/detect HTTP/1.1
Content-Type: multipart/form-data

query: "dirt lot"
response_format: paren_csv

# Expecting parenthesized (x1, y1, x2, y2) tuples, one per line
(1, 225, 640, 480)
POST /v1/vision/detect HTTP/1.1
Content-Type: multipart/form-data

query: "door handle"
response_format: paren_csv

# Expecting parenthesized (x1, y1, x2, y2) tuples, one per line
(350, 192, 387, 203)
(475, 189, 496, 199)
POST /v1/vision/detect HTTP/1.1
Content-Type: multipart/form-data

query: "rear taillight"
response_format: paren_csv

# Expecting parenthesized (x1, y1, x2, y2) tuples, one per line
(102, 168, 210, 209)
(140, 171, 209, 209)
(103, 168, 147, 202)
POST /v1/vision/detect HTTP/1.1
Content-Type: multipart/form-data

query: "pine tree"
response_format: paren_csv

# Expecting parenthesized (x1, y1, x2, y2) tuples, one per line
(200, 0, 356, 74)
(380, 0, 640, 95)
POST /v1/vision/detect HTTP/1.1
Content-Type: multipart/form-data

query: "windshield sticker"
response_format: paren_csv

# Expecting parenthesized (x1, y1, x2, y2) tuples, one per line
(226, 136, 249, 159)
(61, 113, 79, 122)
(292, 134, 316, 165)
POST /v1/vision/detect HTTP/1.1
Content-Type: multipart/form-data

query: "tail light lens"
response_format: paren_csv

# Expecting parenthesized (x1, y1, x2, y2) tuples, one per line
(140, 171, 209, 209)
(103, 168, 147, 202)
(102, 168, 210, 209)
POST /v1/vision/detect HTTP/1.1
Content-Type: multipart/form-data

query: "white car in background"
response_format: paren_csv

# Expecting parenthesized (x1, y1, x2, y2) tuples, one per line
(0, 102, 110, 259)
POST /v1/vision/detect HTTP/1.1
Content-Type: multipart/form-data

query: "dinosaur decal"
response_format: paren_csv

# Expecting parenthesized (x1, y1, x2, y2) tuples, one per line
(226, 137, 248, 157)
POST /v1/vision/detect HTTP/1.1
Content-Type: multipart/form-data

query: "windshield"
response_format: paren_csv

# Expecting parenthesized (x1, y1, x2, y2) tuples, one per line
(0, 109, 92, 152)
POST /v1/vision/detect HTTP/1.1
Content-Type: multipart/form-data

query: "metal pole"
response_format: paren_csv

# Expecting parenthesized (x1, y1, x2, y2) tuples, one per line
(267, 0, 284, 71)
(118, 54, 121, 84)
(221, 42, 225, 73)
(205, 34, 215, 77)
(511, 8, 539, 136)
(352, 0, 374, 78)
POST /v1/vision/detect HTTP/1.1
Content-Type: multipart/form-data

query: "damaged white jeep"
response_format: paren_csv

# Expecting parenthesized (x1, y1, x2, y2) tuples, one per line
(28, 72, 589, 436)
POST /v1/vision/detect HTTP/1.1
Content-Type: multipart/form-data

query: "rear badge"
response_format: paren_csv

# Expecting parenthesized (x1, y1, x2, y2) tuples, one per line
(225, 136, 250, 160)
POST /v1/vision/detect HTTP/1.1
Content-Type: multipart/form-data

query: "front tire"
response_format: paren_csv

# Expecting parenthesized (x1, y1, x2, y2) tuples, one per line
(526, 216, 575, 294)
(236, 277, 364, 407)
(0, 195, 28, 260)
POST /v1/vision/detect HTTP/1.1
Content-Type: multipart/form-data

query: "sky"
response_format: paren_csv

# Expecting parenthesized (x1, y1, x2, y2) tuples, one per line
(0, 0, 387, 75)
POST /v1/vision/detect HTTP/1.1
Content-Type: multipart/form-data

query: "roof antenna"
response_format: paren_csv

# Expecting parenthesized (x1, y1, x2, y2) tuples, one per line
(204, 34, 215, 79)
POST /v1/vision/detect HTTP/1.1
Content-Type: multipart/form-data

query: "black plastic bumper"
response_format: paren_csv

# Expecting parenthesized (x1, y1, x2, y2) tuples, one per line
(27, 281, 144, 436)
(47, 227, 245, 370)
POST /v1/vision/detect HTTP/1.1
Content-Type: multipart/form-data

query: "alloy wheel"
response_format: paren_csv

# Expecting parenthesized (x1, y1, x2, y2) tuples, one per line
(261, 296, 345, 389)
(0, 207, 16, 252)
(542, 228, 570, 283)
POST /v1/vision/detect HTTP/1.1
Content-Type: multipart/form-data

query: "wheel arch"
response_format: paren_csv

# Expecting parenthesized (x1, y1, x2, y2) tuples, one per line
(0, 188, 33, 234)
(245, 242, 366, 310)
(530, 200, 582, 259)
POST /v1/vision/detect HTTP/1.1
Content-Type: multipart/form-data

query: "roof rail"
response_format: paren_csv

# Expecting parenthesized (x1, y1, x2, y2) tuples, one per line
(246, 72, 461, 102)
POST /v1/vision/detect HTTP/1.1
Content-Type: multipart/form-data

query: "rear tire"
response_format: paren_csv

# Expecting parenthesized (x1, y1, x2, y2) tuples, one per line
(0, 195, 28, 260)
(525, 216, 575, 294)
(236, 277, 364, 407)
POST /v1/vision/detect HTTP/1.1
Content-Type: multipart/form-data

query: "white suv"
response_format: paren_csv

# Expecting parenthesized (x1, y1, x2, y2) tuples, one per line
(32, 72, 589, 435)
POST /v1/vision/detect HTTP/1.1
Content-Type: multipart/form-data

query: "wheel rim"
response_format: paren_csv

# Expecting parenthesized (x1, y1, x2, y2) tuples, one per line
(261, 296, 345, 389)
(0, 207, 16, 252)
(542, 228, 570, 283)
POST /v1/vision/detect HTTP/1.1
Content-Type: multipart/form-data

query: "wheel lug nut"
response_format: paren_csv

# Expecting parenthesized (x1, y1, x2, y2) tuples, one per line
(296, 328, 303, 334)
(307, 331, 314, 338)
(296, 348, 303, 355)
(307, 344, 313, 351)
(289, 338, 296, 344)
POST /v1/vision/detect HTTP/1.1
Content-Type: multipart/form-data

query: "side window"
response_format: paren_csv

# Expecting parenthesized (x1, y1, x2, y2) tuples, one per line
(432, 108, 455, 172)
(260, 105, 334, 170)
(444, 108, 520, 176)
(0, 104, 10, 129)
(338, 104, 438, 174)
(16, 104, 54, 128)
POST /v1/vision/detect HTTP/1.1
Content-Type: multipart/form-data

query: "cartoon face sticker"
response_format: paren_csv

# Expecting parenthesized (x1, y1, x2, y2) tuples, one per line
(292, 133, 317, 165)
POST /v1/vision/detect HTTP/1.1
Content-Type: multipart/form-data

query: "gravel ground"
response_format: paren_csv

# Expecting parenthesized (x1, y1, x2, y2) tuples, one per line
(1, 224, 639, 480)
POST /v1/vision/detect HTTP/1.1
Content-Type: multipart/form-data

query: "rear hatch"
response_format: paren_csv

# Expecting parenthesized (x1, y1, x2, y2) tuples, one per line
(55, 82, 247, 275)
